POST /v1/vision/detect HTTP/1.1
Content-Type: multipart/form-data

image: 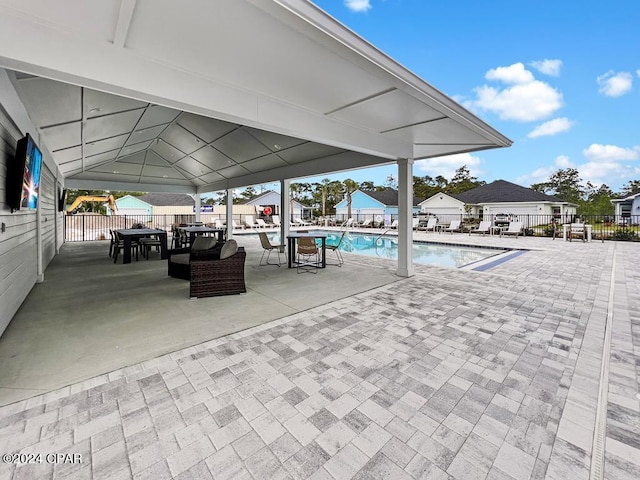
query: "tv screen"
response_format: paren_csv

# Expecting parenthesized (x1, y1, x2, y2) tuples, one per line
(7, 133, 43, 212)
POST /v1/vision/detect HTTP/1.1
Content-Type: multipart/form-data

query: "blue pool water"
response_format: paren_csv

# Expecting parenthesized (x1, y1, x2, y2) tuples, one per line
(240, 231, 505, 268)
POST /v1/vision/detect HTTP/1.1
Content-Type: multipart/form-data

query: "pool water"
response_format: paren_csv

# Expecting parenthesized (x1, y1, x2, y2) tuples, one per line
(241, 231, 505, 268)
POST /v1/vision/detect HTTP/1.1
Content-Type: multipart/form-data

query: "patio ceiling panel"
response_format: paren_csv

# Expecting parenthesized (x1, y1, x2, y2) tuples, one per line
(0, 0, 511, 194)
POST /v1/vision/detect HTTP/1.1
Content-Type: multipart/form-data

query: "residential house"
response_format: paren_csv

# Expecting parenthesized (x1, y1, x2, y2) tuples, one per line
(612, 190, 640, 224)
(335, 188, 422, 221)
(419, 180, 577, 223)
(241, 190, 312, 220)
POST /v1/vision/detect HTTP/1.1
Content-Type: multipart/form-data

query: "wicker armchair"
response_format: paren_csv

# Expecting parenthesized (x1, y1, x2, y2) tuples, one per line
(190, 247, 246, 298)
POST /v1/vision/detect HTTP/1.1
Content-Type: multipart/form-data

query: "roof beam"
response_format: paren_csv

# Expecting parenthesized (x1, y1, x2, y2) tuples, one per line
(113, 0, 137, 48)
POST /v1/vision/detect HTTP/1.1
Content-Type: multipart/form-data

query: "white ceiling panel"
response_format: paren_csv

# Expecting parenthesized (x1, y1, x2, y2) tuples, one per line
(125, 125, 167, 145)
(142, 164, 187, 179)
(277, 143, 345, 164)
(0, 0, 120, 42)
(213, 129, 271, 163)
(190, 146, 235, 170)
(328, 90, 444, 133)
(143, 150, 171, 167)
(85, 90, 147, 118)
(160, 123, 204, 155)
(16, 77, 81, 126)
(174, 156, 212, 177)
(92, 162, 142, 176)
(387, 117, 492, 146)
(84, 110, 144, 143)
(136, 105, 180, 130)
(84, 133, 128, 157)
(53, 146, 82, 164)
(41, 122, 81, 151)
(177, 113, 237, 143)
(59, 159, 82, 173)
(245, 127, 307, 152)
(84, 150, 119, 167)
(151, 140, 185, 164)
(116, 151, 147, 165)
(242, 154, 288, 173)
(120, 140, 153, 157)
(217, 164, 250, 179)
(200, 172, 225, 184)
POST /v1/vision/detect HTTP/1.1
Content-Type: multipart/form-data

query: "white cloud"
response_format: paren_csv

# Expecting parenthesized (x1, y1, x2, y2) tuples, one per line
(472, 80, 563, 122)
(485, 62, 534, 84)
(415, 153, 483, 179)
(344, 0, 371, 12)
(597, 71, 633, 97)
(582, 143, 640, 162)
(527, 117, 574, 138)
(579, 162, 640, 185)
(467, 62, 563, 122)
(516, 155, 575, 185)
(530, 59, 563, 77)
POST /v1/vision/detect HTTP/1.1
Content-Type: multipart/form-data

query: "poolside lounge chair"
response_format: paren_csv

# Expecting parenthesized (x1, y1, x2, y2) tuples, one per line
(568, 222, 586, 242)
(245, 215, 257, 229)
(340, 218, 354, 229)
(418, 217, 438, 232)
(357, 219, 372, 228)
(214, 219, 224, 229)
(388, 219, 398, 229)
(255, 218, 269, 229)
(293, 217, 311, 226)
(232, 220, 243, 230)
(272, 215, 281, 227)
(412, 218, 420, 230)
(444, 220, 462, 233)
(500, 222, 523, 238)
(469, 220, 492, 236)
(258, 232, 285, 266)
(326, 230, 346, 266)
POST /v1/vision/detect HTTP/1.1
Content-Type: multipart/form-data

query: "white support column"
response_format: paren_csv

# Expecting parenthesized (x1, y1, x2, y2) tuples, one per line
(226, 189, 234, 240)
(194, 194, 201, 222)
(281, 179, 290, 246)
(397, 158, 414, 278)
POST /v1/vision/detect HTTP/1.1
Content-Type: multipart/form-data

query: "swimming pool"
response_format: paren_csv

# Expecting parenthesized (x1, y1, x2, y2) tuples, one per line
(240, 231, 506, 268)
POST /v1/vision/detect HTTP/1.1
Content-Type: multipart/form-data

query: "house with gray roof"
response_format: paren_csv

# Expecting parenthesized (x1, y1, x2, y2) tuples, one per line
(335, 188, 422, 219)
(418, 180, 577, 221)
(611, 190, 640, 223)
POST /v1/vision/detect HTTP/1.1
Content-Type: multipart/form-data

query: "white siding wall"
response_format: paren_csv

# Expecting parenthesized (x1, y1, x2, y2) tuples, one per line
(419, 194, 464, 216)
(40, 164, 57, 268)
(0, 108, 37, 336)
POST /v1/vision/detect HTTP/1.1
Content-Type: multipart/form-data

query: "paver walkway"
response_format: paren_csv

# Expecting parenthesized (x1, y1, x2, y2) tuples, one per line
(0, 237, 638, 479)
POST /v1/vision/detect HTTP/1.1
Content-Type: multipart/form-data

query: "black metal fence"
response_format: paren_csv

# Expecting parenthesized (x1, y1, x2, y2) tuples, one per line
(64, 212, 640, 242)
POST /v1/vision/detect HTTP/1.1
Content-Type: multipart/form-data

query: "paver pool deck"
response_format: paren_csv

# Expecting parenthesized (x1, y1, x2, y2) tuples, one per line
(0, 232, 638, 480)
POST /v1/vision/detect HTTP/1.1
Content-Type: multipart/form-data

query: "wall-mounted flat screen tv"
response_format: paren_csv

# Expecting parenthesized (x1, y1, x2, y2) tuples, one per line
(6, 133, 43, 212)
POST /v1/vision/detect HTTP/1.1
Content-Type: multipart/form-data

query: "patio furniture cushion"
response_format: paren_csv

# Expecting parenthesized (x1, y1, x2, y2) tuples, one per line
(170, 253, 190, 265)
(191, 236, 217, 251)
(220, 239, 238, 259)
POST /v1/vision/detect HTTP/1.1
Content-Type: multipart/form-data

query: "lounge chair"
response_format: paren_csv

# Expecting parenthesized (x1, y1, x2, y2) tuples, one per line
(293, 217, 311, 226)
(340, 218, 354, 229)
(568, 223, 586, 242)
(412, 218, 420, 230)
(388, 219, 398, 229)
(214, 219, 224, 229)
(500, 222, 523, 238)
(357, 219, 372, 228)
(245, 215, 257, 229)
(326, 230, 346, 266)
(469, 220, 492, 236)
(418, 217, 438, 232)
(232, 220, 243, 230)
(258, 232, 285, 266)
(255, 218, 269, 229)
(444, 220, 462, 233)
(272, 215, 281, 227)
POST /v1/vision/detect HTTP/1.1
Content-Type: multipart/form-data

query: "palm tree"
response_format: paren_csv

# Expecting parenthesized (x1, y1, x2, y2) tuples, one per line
(343, 179, 358, 220)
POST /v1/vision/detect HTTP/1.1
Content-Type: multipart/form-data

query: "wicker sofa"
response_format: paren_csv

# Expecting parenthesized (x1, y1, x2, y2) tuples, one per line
(168, 239, 247, 298)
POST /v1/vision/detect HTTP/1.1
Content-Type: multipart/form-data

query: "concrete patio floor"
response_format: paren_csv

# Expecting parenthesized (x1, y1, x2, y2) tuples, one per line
(0, 231, 638, 480)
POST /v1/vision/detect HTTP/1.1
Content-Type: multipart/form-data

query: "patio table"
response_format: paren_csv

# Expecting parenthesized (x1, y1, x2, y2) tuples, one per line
(287, 232, 328, 269)
(179, 226, 225, 245)
(115, 228, 168, 264)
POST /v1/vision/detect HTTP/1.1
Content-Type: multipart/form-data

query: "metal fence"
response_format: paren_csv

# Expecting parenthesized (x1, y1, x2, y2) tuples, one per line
(64, 212, 640, 242)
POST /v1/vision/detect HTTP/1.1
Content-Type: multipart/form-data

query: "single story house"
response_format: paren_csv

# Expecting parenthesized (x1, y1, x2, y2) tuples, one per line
(335, 188, 422, 219)
(419, 179, 577, 223)
(241, 190, 311, 219)
(611, 190, 640, 224)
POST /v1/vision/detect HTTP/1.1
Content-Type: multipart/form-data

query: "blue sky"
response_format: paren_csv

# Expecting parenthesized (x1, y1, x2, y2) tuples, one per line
(292, 0, 640, 193)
